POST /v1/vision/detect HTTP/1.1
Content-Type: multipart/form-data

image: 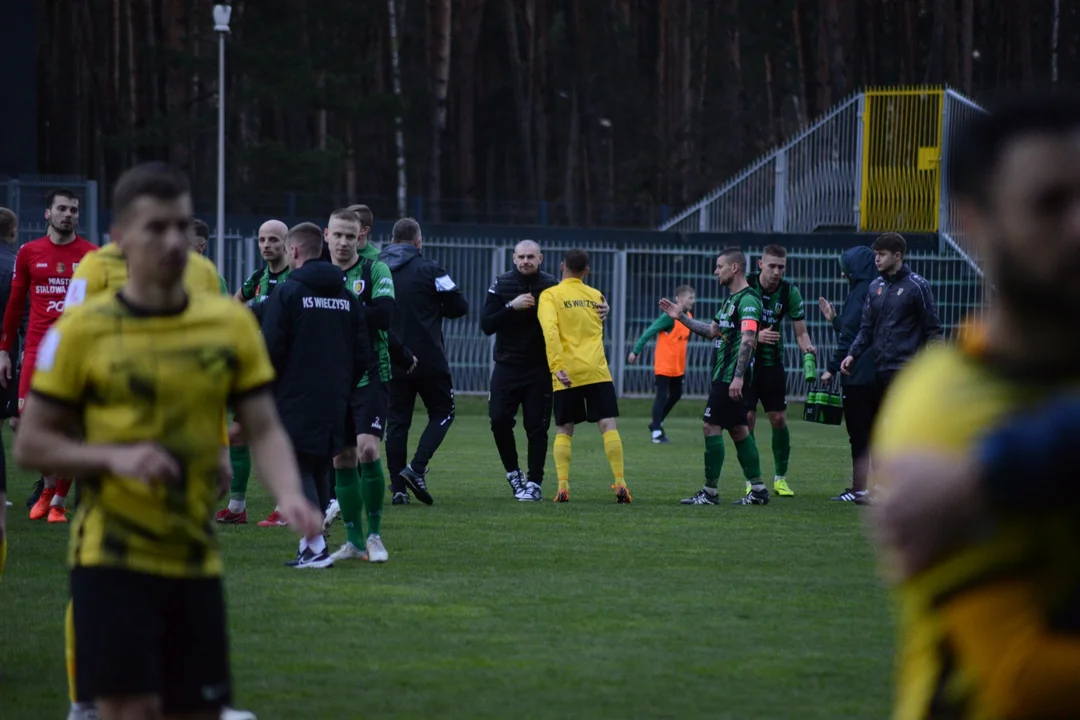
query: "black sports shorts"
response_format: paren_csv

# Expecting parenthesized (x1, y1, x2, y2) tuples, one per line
(552, 381, 619, 426)
(703, 381, 750, 430)
(743, 362, 788, 413)
(71, 566, 231, 714)
(343, 380, 389, 442)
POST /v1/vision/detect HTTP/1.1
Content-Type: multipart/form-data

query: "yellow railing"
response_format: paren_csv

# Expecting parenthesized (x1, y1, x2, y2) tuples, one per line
(859, 86, 945, 232)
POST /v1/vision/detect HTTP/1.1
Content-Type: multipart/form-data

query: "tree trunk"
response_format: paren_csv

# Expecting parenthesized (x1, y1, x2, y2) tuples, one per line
(718, 0, 743, 167)
(927, 0, 946, 83)
(456, 0, 485, 219)
(1052, 0, 1061, 84)
(345, 124, 358, 201)
(503, 0, 537, 201)
(764, 53, 778, 147)
(791, 1, 809, 127)
(533, 0, 549, 209)
(427, 0, 452, 221)
(961, 0, 974, 92)
(1018, 1, 1034, 87)
(125, 0, 138, 164)
(564, 83, 579, 224)
(815, 3, 831, 110)
(387, 0, 408, 218)
(821, 0, 847, 100)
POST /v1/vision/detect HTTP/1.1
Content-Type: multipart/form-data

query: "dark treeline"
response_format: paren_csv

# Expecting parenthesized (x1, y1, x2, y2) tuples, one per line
(36, 0, 1075, 225)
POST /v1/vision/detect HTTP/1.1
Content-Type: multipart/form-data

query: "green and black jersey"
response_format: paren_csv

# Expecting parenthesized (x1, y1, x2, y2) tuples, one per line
(712, 286, 763, 383)
(342, 256, 395, 386)
(240, 265, 291, 303)
(747, 274, 805, 368)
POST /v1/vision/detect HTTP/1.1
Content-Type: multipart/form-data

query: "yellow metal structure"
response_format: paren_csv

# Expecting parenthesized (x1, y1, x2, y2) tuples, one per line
(859, 87, 945, 232)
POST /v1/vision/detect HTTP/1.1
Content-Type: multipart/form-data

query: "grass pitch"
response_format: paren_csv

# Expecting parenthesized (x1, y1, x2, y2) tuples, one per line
(0, 397, 893, 719)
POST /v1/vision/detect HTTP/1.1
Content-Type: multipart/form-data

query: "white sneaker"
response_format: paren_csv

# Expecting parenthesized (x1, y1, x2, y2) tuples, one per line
(221, 708, 257, 720)
(330, 541, 368, 562)
(366, 534, 389, 563)
(323, 498, 341, 530)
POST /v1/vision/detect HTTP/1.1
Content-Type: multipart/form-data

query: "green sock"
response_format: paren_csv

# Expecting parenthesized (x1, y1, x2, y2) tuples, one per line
(229, 445, 251, 501)
(704, 435, 725, 489)
(360, 460, 386, 536)
(335, 467, 365, 548)
(734, 436, 763, 483)
(772, 424, 791, 476)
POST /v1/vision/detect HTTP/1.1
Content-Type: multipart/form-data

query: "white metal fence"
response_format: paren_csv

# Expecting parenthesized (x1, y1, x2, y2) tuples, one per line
(661, 94, 864, 234)
(218, 234, 985, 400)
(937, 89, 988, 275)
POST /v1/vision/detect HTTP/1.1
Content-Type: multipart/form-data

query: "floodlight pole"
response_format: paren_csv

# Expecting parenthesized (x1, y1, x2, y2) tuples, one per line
(213, 4, 232, 276)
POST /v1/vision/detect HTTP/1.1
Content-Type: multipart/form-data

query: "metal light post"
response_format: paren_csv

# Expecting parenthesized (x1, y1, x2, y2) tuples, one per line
(213, 4, 232, 276)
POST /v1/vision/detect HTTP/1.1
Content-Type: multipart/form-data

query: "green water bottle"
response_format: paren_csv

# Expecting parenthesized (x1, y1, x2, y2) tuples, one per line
(803, 352, 817, 383)
(827, 391, 844, 425)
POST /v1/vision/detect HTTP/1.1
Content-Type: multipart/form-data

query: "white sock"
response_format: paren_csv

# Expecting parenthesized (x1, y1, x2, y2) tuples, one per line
(774, 475, 785, 481)
(703, 486, 719, 497)
(309, 535, 327, 554)
(298, 537, 309, 554)
(50, 494, 66, 508)
(228, 499, 246, 513)
(751, 482, 767, 492)
(855, 489, 868, 496)
(651, 429, 663, 439)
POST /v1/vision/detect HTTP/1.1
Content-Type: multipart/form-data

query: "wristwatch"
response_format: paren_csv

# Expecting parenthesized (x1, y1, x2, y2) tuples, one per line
(505, 301, 513, 309)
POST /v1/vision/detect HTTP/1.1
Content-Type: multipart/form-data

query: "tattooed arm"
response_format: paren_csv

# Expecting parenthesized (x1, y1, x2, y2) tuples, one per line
(659, 298, 718, 338)
(733, 329, 758, 380)
(680, 314, 719, 340)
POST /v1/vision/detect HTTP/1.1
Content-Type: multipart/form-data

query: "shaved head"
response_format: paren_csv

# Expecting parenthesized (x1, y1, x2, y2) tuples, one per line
(257, 218, 289, 270)
(513, 239, 543, 276)
(259, 219, 288, 239)
(514, 239, 541, 255)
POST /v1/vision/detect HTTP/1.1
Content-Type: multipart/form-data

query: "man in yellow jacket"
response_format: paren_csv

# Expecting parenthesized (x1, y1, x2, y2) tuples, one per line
(537, 249, 630, 504)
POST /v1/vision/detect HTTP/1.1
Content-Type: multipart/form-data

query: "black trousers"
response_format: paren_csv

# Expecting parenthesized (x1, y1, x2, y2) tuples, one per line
(844, 370, 897, 463)
(841, 385, 875, 463)
(488, 363, 552, 485)
(297, 452, 332, 513)
(650, 375, 684, 432)
(387, 373, 456, 491)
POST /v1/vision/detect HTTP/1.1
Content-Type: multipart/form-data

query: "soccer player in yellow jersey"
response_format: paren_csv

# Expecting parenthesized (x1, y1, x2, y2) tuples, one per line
(60, 203, 240, 720)
(537, 249, 630, 504)
(15, 162, 322, 720)
(869, 94, 1080, 719)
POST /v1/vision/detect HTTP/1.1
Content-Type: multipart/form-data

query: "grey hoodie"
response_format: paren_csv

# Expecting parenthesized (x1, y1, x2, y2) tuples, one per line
(826, 246, 877, 386)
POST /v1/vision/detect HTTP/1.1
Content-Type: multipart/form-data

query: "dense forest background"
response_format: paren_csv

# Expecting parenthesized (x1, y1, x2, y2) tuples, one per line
(36, 0, 1076, 226)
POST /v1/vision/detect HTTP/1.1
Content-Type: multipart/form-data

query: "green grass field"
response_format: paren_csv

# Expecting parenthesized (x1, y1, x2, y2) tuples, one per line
(0, 397, 894, 719)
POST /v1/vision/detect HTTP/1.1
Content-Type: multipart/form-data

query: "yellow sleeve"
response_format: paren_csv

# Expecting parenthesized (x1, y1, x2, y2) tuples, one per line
(870, 350, 970, 476)
(193, 253, 223, 295)
(28, 319, 90, 405)
(537, 289, 564, 375)
(228, 305, 276, 398)
(64, 252, 103, 310)
(942, 579, 1080, 717)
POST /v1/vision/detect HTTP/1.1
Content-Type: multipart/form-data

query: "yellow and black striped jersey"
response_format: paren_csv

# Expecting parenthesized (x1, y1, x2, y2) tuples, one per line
(872, 342, 1080, 719)
(32, 291, 275, 578)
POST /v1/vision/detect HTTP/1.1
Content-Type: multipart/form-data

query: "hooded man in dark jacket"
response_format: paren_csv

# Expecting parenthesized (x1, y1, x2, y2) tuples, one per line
(818, 245, 877, 502)
(379, 217, 468, 505)
(258, 221, 372, 568)
(839, 233, 942, 502)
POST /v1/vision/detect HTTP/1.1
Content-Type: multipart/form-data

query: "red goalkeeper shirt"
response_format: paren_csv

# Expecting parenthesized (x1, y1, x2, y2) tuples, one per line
(0, 235, 97, 352)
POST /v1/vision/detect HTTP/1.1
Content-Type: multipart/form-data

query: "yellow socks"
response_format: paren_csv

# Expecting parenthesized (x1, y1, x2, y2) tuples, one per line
(66, 599, 77, 702)
(554, 433, 572, 491)
(603, 430, 626, 487)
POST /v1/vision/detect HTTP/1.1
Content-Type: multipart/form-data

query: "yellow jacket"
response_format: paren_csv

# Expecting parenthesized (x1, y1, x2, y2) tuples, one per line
(537, 277, 612, 391)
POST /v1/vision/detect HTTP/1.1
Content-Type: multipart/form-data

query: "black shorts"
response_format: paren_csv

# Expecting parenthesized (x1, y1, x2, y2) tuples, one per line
(343, 381, 389, 442)
(703, 382, 750, 430)
(552, 381, 619, 426)
(71, 566, 231, 714)
(743, 362, 788, 413)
